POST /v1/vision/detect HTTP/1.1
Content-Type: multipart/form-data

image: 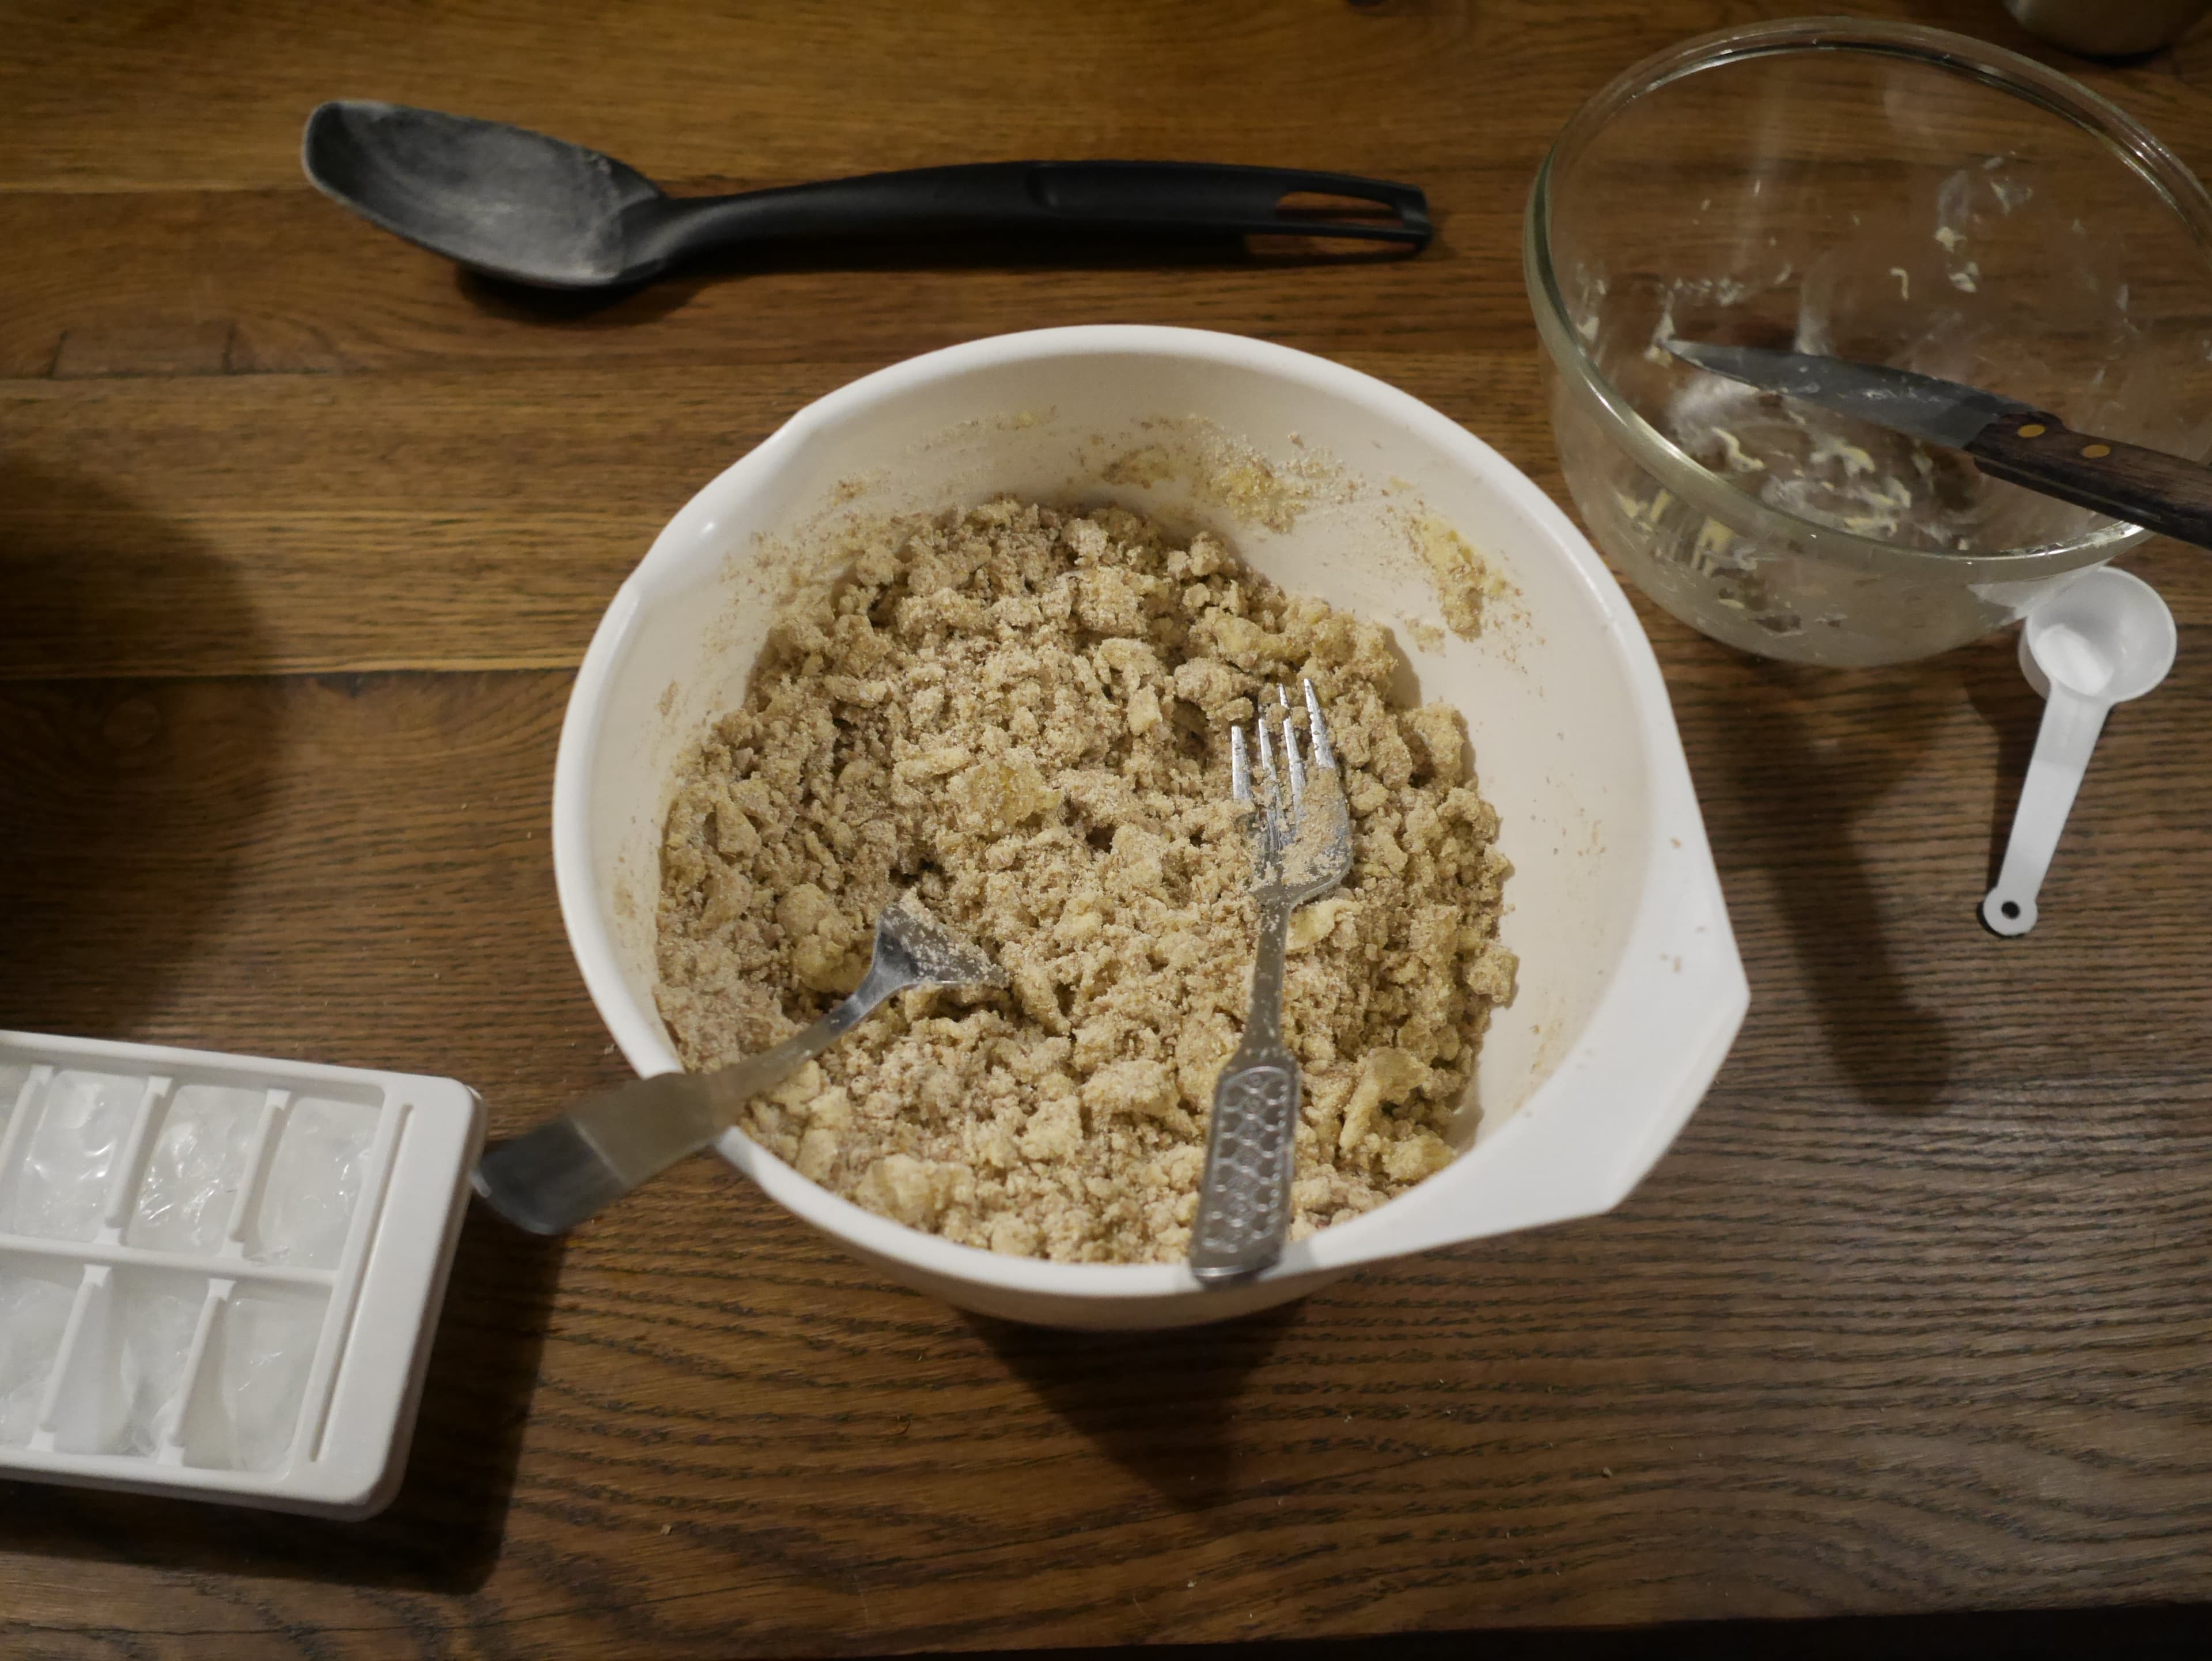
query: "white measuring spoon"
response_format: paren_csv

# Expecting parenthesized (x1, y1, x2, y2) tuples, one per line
(1983, 566, 2176, 936)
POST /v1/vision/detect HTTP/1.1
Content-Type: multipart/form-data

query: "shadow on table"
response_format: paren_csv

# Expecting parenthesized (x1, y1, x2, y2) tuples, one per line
(966, 1297, 1302, 1507)
(1693, 653, 1963, 1114)
(0, 467, 559, 1594)
(0, 460, 275, 1041)
(454, 224, 1423, 327)
(0, 1208, 559, 1595)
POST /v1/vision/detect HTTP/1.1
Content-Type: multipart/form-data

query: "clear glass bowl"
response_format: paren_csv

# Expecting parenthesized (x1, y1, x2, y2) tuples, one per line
(1526, 17, 2212, 665)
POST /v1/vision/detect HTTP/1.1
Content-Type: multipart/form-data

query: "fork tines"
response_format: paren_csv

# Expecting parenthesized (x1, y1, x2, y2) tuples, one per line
(1232, 678, 1334, 849)
(1253, 705, 1285, 848)
(1277, 686, 1306, 813)
(1302, 678, 1335, 769)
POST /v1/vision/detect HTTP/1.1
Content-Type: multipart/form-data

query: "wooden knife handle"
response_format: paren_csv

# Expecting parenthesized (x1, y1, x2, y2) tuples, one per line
(1966, 409, 2212, 551)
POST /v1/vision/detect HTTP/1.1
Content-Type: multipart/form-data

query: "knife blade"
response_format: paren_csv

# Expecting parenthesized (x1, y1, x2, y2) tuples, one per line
(1663, 338, 2212, 552)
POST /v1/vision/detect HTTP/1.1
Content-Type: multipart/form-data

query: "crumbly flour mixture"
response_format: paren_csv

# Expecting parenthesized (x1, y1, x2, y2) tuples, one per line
(656, 501, 1515, 1262)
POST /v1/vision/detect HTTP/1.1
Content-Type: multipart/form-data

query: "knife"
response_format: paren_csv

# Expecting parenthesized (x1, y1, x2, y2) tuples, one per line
(1665, 339, 2212, 553)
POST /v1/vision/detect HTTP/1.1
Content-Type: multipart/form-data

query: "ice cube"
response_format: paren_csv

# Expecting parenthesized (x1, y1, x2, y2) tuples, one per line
(7, 1070, 143, 1241)
(126, 1086, 264, 1256)
(112, 1273, 206, 1457)
(0, 1263, 78, 1446)
(0, 1064, 29, 1144)
(215, 1291, 322, 1473)
(250, 1096, 378, 1269)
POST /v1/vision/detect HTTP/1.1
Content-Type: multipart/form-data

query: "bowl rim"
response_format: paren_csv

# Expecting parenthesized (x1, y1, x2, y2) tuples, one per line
(1524, 13, 2212, 572)
(551, 323, 1745, 1304)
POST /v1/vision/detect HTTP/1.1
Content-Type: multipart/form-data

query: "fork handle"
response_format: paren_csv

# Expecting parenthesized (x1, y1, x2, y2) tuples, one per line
(472, 968, 899, 1235)
(1190, 900, 1301, 1282)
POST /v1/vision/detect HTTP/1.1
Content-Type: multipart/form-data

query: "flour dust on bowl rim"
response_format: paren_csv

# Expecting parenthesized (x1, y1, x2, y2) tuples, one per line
(551, 324, 1747, 1329)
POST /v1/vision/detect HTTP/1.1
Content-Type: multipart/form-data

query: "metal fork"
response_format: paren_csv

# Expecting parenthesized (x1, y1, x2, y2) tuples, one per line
(1189, 679, 1354, 1282)
(472, 901, 1005, 1235)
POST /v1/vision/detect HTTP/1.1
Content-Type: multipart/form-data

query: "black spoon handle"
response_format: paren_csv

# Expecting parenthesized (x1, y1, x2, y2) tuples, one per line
(1968, 408, 2212, 551)
(639, 160, 1431, 263)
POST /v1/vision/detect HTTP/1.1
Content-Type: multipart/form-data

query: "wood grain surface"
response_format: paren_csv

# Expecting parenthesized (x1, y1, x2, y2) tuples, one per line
(5, 1, 2212, 1656)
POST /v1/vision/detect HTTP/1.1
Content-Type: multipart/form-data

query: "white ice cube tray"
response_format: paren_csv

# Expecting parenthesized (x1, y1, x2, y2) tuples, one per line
(0, 1030, 483, 1518)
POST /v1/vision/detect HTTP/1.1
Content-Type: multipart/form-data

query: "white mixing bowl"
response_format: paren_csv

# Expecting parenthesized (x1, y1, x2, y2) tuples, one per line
(553, 325, 1747, 1329)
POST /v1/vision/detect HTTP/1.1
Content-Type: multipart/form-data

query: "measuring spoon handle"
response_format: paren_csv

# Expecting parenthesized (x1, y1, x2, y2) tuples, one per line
(1983, 683, 2109, 936)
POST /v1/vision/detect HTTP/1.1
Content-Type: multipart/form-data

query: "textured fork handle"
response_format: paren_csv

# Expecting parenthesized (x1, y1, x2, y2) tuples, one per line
(1190, 899, 1301, 1282)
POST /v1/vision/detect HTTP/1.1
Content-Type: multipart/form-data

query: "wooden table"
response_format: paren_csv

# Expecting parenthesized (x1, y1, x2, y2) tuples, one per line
(6, 2, 2212, 1655)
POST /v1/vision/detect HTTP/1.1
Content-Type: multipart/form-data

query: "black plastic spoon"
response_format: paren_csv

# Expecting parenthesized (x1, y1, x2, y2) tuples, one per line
(301, 100, 1431, 290)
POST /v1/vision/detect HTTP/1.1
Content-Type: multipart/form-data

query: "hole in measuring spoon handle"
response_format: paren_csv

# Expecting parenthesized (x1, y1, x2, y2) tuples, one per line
(1981, 890, 2036, 937)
